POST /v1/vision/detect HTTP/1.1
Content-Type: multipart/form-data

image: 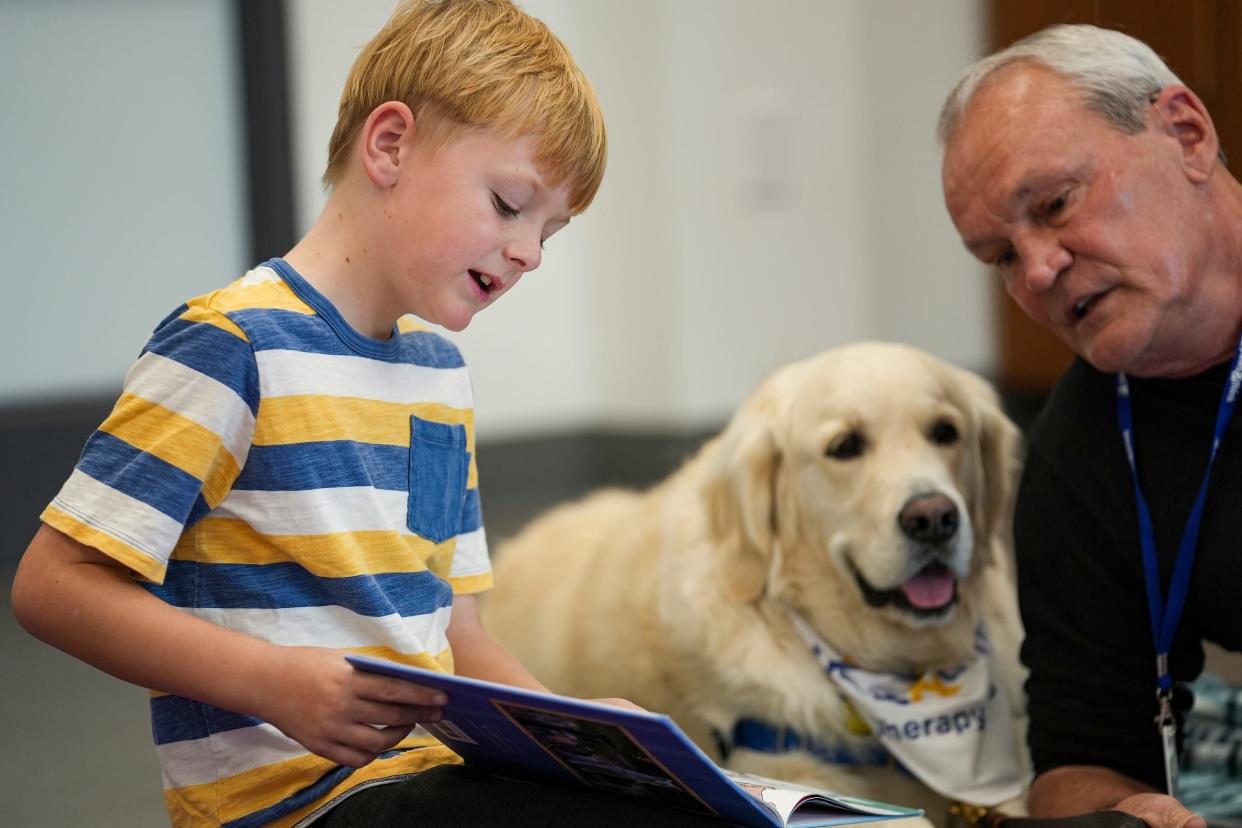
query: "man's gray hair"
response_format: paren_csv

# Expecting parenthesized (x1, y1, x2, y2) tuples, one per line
(937, 23, 1182, 147)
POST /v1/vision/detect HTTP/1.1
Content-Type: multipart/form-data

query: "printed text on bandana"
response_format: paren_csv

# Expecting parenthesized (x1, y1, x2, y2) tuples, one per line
(871, 685, 994, 743)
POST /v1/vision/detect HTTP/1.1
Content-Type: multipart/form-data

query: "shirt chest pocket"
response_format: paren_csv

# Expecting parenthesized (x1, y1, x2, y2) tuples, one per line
(408, 416, 469, 544)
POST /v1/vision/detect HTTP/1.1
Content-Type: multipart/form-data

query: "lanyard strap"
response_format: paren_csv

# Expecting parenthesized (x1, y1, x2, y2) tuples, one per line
(1115, 336, 1242, 693)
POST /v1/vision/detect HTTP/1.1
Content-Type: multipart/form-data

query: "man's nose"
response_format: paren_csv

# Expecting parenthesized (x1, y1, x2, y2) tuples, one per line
(1016, 232, 1071, 292)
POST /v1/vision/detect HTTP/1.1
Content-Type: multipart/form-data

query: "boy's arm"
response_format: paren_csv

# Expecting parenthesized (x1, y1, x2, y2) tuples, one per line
(12, 524, 448, 768)
(448, 594, 643, 711)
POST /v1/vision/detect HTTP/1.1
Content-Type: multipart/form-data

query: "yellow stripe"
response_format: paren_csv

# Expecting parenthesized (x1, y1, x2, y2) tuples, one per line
(41, 505, 168, 583)
(194, 278, 313, 316)
(449, 571, 494, 595)
(166, 741, 457, 827)
(264, 746, 461, 828)
(101, 394, 241, 507)
(174, 519, 449, 576)
(177, 303, 249, 341)
(254, 396, 474, 448)
(396, 316, 430, 335)
(347, 644, 454, 674)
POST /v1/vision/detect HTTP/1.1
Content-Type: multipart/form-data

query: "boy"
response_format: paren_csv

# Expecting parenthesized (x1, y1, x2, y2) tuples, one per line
(12, 2, 723, 826)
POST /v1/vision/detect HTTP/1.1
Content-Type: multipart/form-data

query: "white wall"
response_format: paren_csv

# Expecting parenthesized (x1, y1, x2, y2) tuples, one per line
(0, 0, 247, 404)
(2, 0, 990, 440)
(288, 0, 992, 440)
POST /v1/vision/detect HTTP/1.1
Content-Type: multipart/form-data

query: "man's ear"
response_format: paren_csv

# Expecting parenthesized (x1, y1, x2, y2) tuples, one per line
(1153, 84, 1220, 183)
(359, 101, 416, 188)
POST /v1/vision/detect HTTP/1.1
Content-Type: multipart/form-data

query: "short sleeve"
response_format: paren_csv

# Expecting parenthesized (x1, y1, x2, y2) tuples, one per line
(41, 302, 259, 583)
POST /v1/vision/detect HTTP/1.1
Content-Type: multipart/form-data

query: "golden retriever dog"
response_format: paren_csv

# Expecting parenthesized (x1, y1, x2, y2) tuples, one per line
(481, 342, 1026, 824)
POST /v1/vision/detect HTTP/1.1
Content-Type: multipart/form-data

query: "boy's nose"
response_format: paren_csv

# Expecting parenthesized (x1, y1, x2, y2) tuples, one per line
(505, 235, 542, 273)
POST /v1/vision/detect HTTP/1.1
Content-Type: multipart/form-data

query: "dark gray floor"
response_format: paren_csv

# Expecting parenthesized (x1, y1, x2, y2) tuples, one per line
(2, 563, 168, 826)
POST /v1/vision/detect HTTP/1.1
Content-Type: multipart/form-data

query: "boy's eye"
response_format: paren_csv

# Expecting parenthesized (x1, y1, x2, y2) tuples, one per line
(492, 193, 519, 218)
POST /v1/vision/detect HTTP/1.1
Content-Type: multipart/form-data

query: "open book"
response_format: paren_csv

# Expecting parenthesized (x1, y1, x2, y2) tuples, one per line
(347, 655, 922, 827)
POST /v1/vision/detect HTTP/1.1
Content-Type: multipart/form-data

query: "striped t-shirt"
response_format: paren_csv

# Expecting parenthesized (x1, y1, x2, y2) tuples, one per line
(42, 259, 490, 827)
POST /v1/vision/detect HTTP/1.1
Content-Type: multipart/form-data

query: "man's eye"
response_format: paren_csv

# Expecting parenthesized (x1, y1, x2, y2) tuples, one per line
(493, 194, 519, 218)
(1045, 194, 1067, 213)
(994, 249, 1017, 270)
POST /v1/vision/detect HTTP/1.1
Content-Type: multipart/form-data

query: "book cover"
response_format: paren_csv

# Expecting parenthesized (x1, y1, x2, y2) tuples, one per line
(347, 655, 922, 827)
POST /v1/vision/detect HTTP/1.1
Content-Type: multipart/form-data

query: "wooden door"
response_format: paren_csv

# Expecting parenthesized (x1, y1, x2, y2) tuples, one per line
(988, 1, 1242, 393)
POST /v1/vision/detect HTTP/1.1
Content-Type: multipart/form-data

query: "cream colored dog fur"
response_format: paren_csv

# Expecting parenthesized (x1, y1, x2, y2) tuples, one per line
(481, 342, 1027, 823)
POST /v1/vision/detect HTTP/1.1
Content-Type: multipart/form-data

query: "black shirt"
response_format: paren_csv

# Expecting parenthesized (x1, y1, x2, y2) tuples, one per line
(1017, 357, 1242, 789)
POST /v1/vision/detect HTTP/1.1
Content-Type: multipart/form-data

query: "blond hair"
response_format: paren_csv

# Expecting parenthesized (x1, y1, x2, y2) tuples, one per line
(324, 0, 606, 213)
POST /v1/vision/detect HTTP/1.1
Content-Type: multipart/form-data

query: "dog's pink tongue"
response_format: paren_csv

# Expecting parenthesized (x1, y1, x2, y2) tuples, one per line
(901, 567, 955, 609)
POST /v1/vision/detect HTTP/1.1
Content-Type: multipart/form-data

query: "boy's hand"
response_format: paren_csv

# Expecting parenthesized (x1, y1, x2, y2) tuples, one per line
(255, 647, 448, 768)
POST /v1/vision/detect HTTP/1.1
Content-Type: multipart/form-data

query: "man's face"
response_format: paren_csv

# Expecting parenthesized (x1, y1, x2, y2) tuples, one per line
(942, 63, 1211, 377)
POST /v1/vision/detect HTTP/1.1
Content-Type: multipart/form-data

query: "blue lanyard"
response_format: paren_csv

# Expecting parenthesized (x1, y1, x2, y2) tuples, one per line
(1115, 337, 1242, 794)
(1116, 340, 1242, 686)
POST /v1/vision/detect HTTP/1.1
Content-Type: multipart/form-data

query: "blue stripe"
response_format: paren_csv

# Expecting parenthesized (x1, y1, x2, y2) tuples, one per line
(222, 748, 414, 828)
(232, 442, 482, 532)
(461, 487, 482, 533)
(398, 329, 465, 369)
(141, 315, 260, 415)
(186, 493, 213, 527)
(145, 562, 454, 617)
(235, 442, 408, 491)
(229, 306, 464, 368)
(223, 763, 359, 828)
(77, 431, 203, 523)
(150, 694, 262, 745)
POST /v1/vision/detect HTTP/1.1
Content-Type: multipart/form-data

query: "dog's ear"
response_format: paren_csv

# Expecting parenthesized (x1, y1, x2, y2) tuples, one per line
(956, 368, 1023, 555)
(702, 392, 782, 604)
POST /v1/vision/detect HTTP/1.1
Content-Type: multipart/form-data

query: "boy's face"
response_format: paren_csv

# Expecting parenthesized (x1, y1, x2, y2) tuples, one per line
(382, 128, 573, 332)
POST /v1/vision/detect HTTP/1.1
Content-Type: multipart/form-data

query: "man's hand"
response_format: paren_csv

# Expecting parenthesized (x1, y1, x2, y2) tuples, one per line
(1115, 793, 1206, 828)
(253, 648, 449, 768)
(589, 697, 647, 713)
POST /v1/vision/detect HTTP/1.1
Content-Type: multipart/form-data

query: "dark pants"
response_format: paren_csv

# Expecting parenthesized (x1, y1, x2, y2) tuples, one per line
(313, 764, 735, 827)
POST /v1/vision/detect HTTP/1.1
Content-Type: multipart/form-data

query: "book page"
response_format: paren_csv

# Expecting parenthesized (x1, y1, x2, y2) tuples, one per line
(723, 770, 922, 821)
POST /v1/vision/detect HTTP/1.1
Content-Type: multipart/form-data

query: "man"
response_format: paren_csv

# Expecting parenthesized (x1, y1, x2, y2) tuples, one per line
(939, 24, 1242, 828)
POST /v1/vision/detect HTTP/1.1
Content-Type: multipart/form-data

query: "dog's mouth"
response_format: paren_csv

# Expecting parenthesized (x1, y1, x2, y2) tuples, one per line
(850, 559, 958, 618)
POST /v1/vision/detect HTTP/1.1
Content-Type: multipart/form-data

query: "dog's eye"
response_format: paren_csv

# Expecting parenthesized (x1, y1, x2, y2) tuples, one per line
(929, 419, 960, 446)
(826, 431, 865, 460)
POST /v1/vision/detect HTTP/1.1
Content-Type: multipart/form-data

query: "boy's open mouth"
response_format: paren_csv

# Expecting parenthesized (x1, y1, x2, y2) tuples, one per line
(470, 269, 499, 293)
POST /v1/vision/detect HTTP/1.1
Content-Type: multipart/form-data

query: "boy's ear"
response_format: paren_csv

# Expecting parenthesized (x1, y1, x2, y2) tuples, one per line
(359, 101, 416, 188)
(1153, 84, 1219, 183)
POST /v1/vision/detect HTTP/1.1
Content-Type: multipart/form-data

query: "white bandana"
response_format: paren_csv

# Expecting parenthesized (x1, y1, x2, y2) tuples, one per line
(788, 611, 1024, 806)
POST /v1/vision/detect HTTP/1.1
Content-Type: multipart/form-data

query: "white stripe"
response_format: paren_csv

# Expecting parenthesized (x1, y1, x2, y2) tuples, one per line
(256, 349, 473, 408)
(240, 265, 281, 286)
(448, 528, 490, 578)
(124, 351, 255, 468)
(215, 487, 409, 535)
(53, 469, 183, 565)
(191, 604, 452, 652)
(159, 721, 305, 789)
(160, 722, 439, 790)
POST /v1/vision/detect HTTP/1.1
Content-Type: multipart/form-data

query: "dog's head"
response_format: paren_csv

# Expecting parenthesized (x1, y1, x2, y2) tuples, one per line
(703, 342, 1021, 669)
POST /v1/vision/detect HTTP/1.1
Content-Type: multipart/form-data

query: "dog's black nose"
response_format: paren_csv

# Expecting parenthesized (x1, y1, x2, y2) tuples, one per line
(898, 493, 959, 543)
